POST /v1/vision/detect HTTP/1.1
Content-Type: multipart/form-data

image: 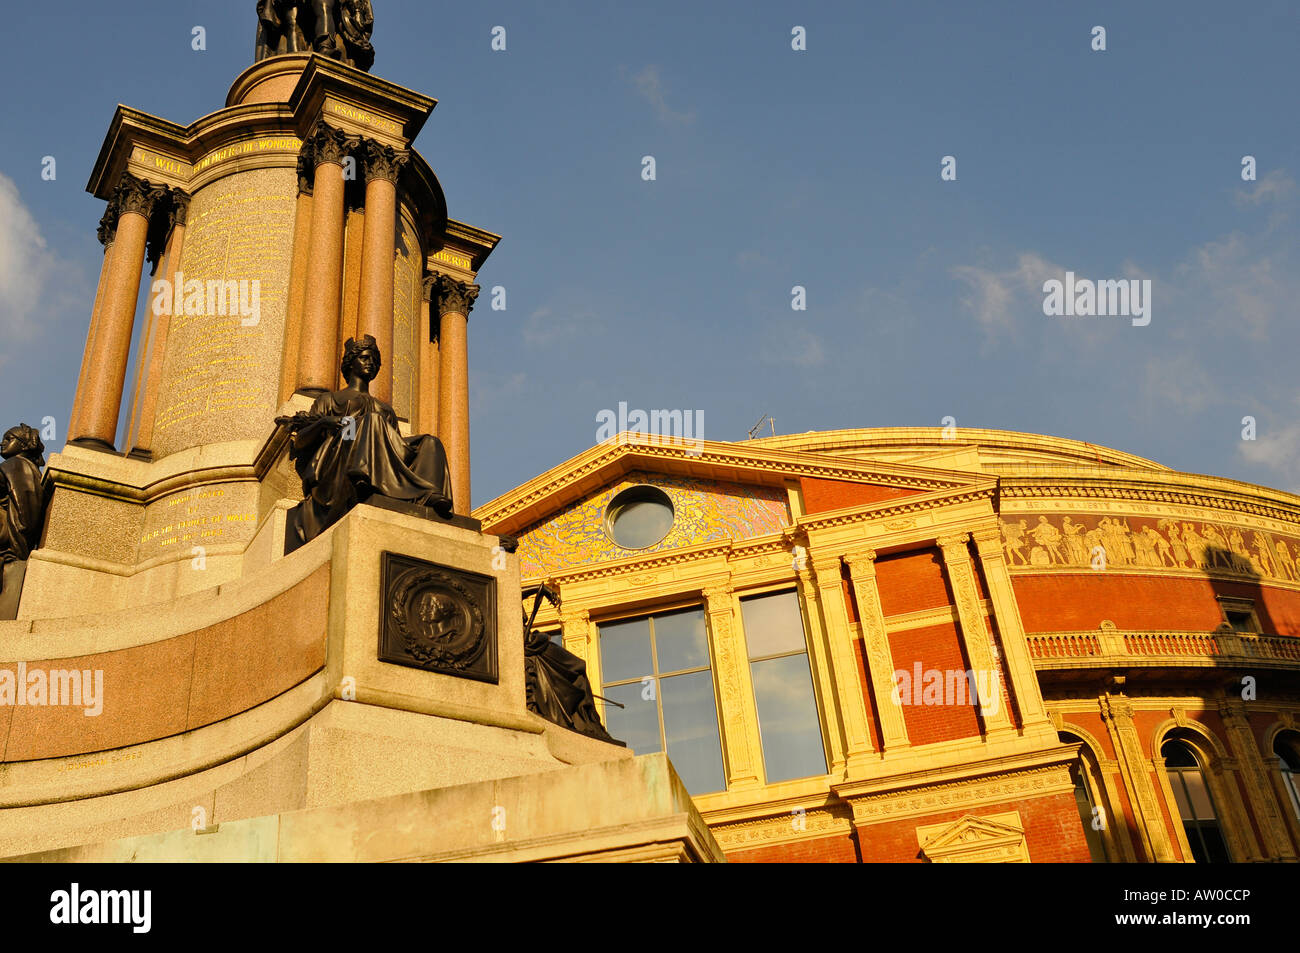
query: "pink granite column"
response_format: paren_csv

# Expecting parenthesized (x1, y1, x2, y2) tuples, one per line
(431, 274, 479, 514)
(355, 140, 408, 405)
(70, 174, 164, 450)
(295, 122, 356, 395)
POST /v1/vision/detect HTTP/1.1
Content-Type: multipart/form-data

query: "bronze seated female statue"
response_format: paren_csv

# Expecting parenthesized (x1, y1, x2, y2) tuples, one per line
(0, 423, 46, 619)
(278, 336, 452, 553)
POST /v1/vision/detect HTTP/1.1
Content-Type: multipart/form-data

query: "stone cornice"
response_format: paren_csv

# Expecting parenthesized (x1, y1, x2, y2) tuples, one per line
(795, 485, 998, 533)
(837, 762, 1076, 824)
(745, 427, 1169, 471)
(1000, 474, 1300, 527)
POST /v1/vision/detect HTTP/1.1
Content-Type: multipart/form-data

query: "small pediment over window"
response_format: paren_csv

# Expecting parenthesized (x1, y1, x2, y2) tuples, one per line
(916, 811, 1029, 863)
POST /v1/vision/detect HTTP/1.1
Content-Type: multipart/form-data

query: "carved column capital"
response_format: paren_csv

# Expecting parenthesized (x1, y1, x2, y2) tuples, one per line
(304, 121, 359, 169)
(971, 525, 1003, 554)
(809, 556, 842, 582)
(167, 190, 191, 230)
(113, 173, 168, 219)
(296, 146, 317, 195)
(936, 532, 972, 553)
(429, 272, 480, 316)
(97, 201, 119, 246)
(361, 139, 409, 184)
(843, 550, 878, 576)
(557, 608, 590, 628)
(1216, 697, 1249, 727)
(702, 583, 733, 606)
(1100, 692, 1135, 723)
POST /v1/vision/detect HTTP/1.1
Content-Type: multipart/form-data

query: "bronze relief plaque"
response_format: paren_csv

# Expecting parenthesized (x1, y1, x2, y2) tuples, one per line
(379, 553, 498, 683)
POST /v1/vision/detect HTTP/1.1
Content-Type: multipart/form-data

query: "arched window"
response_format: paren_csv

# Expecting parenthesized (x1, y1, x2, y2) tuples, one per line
(1161, 738, 1231, 863)
(1061, 733, 1110, 862)
(1276, 731, 1300, 823)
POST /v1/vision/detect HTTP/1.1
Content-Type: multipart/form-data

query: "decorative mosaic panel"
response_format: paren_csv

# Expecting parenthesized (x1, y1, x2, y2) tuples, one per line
(517, 471, 790, 578)
(1000, 512, 1300, 583)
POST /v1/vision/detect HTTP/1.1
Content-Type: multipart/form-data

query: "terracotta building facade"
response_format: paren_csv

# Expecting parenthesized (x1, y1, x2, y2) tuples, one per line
(476, 427, 1300, 863)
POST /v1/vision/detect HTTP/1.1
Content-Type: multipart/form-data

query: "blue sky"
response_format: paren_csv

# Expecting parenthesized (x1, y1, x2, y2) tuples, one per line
(1, 1, 1298, 506)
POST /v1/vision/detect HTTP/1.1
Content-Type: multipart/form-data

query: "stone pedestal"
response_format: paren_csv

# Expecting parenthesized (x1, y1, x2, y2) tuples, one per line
(0, 503, 711, 862)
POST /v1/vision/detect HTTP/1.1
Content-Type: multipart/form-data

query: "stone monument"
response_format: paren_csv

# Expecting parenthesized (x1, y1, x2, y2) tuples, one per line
(0, 4, 719, 863)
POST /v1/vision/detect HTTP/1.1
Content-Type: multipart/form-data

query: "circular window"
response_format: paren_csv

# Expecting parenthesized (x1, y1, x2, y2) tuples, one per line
(604, 485, 675, 550)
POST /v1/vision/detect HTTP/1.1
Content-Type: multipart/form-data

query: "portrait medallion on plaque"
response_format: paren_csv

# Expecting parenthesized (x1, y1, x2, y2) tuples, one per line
(379, 553, 498, 683)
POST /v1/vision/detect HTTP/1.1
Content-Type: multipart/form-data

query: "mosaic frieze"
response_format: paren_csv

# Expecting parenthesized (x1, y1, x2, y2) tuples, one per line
(1000, 512, 1300, 582)
(517, 471, 789, 578)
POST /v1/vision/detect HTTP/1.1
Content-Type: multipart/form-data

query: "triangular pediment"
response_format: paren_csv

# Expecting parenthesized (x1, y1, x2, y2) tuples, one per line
(916, 812, 1029, 863)
(475, 432, 989, 538)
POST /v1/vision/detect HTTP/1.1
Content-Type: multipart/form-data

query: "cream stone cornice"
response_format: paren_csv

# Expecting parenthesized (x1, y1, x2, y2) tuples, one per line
(745, 427, 1168, 471)
(1000, 470, 1300, 525)
(839, 761, 1076, 824)
(795, 484, 997, 533)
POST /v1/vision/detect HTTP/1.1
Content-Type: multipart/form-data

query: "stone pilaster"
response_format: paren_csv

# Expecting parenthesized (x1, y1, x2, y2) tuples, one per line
(937, 533, 1015, 736)
(971, 525, 1051, 731)
(558, 608, 591, 667)
(795, 569, 851, 775)
(809, 556, 876, 773)
(702, 583, 763, 790)
(1219, 699, 1296, 860)
(844, 550, 909, 751)
(1100, 693, 1176, 862)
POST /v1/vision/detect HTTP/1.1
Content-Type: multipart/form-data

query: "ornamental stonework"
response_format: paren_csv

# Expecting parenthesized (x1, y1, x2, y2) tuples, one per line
(379, 553, 498, 683)
(361, 140, 409, 184)
(429, 273, 480, 316)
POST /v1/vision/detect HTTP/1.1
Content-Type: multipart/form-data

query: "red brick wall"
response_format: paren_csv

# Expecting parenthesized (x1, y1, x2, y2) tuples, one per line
(889, 621, 982, 743)
(1012, 573, 1300, 636)
(801, 478, 924, 514)
(857, 791, 1092, 863)
(876, 548, 952, 616)
(726, 831, 861, 863)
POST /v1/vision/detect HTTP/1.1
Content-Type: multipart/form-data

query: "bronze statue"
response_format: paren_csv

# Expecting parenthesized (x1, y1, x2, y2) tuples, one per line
(256, 0, 375, 71)
(0, 424, 46, 620)
(523, 586, 624, 746)
(277, 336, 452, 553)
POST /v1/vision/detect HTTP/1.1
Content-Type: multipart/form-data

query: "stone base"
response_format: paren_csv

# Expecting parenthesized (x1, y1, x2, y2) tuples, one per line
(0, 503, 636, 858)
(4, 753, 723, 863)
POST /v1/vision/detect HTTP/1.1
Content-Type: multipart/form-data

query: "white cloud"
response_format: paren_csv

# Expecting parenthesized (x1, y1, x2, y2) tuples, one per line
(951, 251, 1064, 339)
(1235, 169, 1296, 208)
(1172, 231, 1289, 339)
(759, 322, 824, 367)
(0, 173, 58, 348)
(1142, 352, 1216, 414)
(625, 65, 695, 125)
(1239, 404, 1300, 493)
